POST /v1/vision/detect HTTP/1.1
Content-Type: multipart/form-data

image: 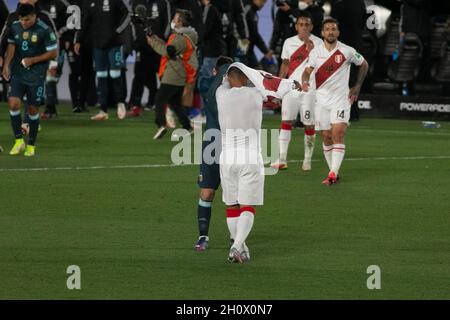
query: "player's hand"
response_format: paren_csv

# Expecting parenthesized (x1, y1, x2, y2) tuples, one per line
(22, 57, 35, 68)
(74, 43, 81, 55)
(305, 39, 314, 52)
(348, 85, 361, 104)
(302, 81, 310, 92)
(2, 66, 10, 81)
(48, 67, 57, 77)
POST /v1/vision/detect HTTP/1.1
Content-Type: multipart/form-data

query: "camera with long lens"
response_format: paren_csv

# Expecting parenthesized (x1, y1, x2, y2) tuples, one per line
(131, 5, 155, 36)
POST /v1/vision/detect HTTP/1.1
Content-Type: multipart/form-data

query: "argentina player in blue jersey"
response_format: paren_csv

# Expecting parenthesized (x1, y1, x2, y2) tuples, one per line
(2, 3, 57, 156)
(194, 56, 234, 251)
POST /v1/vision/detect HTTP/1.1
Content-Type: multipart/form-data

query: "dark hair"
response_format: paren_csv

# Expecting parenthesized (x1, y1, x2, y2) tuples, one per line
(216, 56, 233, 69)
(296, 11, 312, 23)
(227, 66, 246, 78)
(176, 9, 193, 27)
(322, 17, 339, 30)
(18, 3, 36, 17)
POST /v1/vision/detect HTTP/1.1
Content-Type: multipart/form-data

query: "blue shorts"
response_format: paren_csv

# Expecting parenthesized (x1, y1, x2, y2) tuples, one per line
(198, 141, 221, 190)
(8, 77, 45, 106)
(93, 46, 124, 72)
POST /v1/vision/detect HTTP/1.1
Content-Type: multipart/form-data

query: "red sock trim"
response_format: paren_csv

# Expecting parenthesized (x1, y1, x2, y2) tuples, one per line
(239, 206, 256, 215)
(226, 208, 240, 218)
(305, 129, 315, 136)
(280, 122, 292, 130)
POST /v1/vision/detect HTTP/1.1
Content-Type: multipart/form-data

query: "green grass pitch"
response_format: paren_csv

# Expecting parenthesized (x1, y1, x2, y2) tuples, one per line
(0, 105, 449, 299)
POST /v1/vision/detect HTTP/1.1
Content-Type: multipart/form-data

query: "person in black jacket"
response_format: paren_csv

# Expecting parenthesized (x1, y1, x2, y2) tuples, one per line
(164, 0, 202, 39)
(128, 0, 167, 116)
(330, 0, 366, 121)
(74, 0, 130, 121)
(242, 0, 272, 68)
(0, 0, 9, 102)
(199, 0, 222, 78)
(39, 0, 70, 119)
(65, 0, 97, 113)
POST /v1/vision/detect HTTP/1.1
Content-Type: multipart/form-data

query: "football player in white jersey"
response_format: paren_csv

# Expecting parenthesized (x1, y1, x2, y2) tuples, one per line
(301, 18, 368, 185)
(272, 11, 322, 171)
(216, 64, 300, 263)
(216, 66, 265, 263)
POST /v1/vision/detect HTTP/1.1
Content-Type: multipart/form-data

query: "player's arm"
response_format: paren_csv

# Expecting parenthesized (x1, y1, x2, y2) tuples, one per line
(22, 49, 58, 68)
(348, 59, 369, 104)
(2, 43, 15, 81)
(278, 59, 289, 79)
(301, 66, 314, 92)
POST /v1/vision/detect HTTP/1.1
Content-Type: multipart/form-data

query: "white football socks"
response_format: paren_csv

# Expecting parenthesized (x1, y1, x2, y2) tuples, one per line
(323, 143, 333, 171)
(304, 133, 316, 162)
(279, 129, 291, 163)
(232, 210, 255, 252)
(331, 144, 346, 175)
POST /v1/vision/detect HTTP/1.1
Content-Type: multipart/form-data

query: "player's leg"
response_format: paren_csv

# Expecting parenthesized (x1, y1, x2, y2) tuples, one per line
(318, 107, 333, 175)
(8, 78, 26, 155)
(24, 83, 45, 156)
(330, 122, 348, 179)
(272, 91, 299, 169)
(220, 162, 241, 261)
(91, 48, 109, 120)
(195, 153, 221, 251)
(323, 105, 349, 185)
(108, 46, 126, 119)
(300, 92, 316, 171)
(231, 162, 264, 263)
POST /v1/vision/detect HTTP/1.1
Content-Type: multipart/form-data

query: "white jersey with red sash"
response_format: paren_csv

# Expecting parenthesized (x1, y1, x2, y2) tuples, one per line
(306, 41, 365, 109)
(281, 34, 322, 85)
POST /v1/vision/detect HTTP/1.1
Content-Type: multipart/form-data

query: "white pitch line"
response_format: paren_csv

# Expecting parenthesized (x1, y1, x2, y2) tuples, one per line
(0, 155, 449, 173)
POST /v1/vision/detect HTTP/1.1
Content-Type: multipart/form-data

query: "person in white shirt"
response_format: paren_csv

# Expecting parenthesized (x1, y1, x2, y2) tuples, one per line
(272, 11, 322, 171)
(216, 63, 300, 263)
(301, 18, 368, 185)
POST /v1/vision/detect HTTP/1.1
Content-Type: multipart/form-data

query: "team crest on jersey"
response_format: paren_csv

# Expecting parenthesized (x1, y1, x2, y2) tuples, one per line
(31, 34, 38, 43)
(103, 0, 110, 11)
(326, 65, 334, 73)
(23, 31, 29, 40)
(335, 54, 343, 64)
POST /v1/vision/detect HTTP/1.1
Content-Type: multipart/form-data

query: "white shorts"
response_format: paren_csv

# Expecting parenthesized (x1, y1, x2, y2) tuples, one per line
(315, 101, 351, 131)
(220, 162, 264, 206)
(281, 90, 316, 126)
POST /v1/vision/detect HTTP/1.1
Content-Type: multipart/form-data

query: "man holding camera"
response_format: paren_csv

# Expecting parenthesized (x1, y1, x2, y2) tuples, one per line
(128, 0, 167, 117)
(147, 9, 197, 140)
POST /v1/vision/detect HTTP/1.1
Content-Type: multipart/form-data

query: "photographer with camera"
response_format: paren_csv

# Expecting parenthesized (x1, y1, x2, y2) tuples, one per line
(128, 0, 167, 117)
(147, 9, 198, 140)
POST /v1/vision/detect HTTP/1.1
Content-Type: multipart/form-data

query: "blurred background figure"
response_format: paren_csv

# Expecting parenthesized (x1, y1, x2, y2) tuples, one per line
(330, 0, 366, 121)
(128, 0, 167, 117)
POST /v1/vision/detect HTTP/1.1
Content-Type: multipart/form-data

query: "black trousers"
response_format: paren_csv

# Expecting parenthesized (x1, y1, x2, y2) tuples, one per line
(129, 47, 159, 107)
(68, 45, 97, 108)
(154, 83, 191, 130)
